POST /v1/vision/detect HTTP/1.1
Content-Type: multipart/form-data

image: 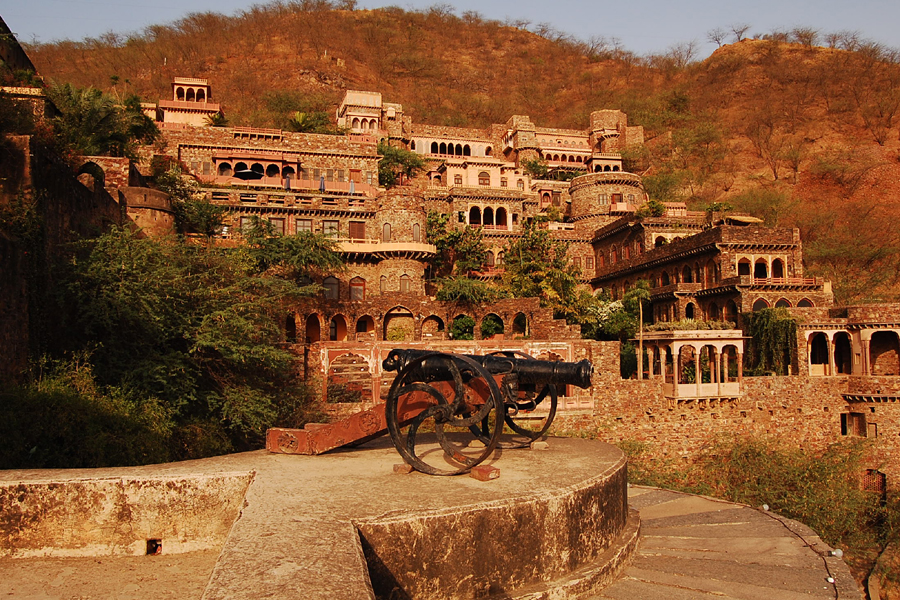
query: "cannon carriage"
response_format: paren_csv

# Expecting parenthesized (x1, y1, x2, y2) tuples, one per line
(267, 349, 593, 475)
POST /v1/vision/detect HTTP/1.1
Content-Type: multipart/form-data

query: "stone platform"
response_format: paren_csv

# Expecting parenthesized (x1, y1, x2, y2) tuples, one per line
(0, 436, 638, 600)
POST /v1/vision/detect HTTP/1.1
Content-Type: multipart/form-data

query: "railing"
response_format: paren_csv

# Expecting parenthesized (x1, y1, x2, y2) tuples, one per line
(745, 277, 820, 286)
(158, 100, 221, 111)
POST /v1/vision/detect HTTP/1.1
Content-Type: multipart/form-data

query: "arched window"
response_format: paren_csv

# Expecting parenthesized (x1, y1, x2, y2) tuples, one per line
(496, 207, 507, 229)
(186, 88, 196, 102)
(176, 87, 185, 101)
(517, 179, 524, 190)
(454, 174, 463, 185)
(754, 259, 769, 279)
(410, 140, 416, 151)
(329, 315, 348, 341)
(266, 164, 280, 177)
(323, 277, 339, 299)
(369, 120, 377, 130)
(235, 162, 248, 173)
(486, 252, 495, 267)
(350, 277, 366, 300)
(483, 207, 494, 227)
(682, 265, 692, 283)
(485, 146, 492, 156)
(500, 177, 508, 187)
(382, 223, 391, 242)
(400, 274, 411, 293)
(218, 162, 233, 177)
(431, 142, 439, 154)
(380, 275, 387, 293)
(752, 298, 770, 311)
(440, 142, 447, 154)
(413, 223, 420, 242)
(463, 144, 471, 156)
(685, 303, 695, 319)
(772, 258, 785, 278)
(737, 258, 751, 276)
(197, 89, 206, 102)
(775, 298, 791, 308)
(282, 166, 296, 178)
(455, 143, 463, 155)
(469, 206, 482, 226)
(797, 298, 814, 307)
(352, 117, 360, 129)
(497, 251, 505, 265)
(478, 171, 490, 186)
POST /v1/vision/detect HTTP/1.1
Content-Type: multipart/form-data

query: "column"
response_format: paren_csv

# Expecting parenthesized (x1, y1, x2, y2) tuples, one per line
(716, 348, 723, 396)
(828, 333, 836, 377)
(695, 347, 702, 397)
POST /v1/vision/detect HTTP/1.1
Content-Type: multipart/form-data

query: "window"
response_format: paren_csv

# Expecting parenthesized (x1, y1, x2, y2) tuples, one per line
(337, 170, 345, 182)
(202, 162, 211, 175)
(841, 413, 867, 437)
(517, 179, 524, 190)
(323, 220, 339, 236)
(413, 223, 420, 242)
(297, 219, 313, 233)
(382, 223, 391, 242)
(323, 277, 339, 299)
(350, 277, 366, 300)
(586, 257, 594, 269)
(572, 257, 581, 268)
(380, 276, 387, 292)
(269, 218, 285, 235)
(478, 172, 490, 186)
(454, 175, 463, 185)
(400, 274, 410, 293)
(349, 221, 366, 240)
(240, 216, 254, 231)
(486, 252, 495, 267)
(326, 169, 334, 182)
(500, 177, 508, 187)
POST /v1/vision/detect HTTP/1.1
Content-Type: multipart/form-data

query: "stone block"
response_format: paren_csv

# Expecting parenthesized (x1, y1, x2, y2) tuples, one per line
(470, 465, 500, 481)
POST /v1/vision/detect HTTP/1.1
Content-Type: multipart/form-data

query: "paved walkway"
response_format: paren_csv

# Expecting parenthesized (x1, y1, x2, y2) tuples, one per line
(597, 486, 861, 600)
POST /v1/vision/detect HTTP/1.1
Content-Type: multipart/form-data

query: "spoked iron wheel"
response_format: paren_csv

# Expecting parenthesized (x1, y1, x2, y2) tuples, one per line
(385, 352, 503, 475)
(476, 351, 559, 448)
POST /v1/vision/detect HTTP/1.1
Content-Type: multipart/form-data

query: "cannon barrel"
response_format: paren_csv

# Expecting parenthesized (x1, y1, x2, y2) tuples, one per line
(382, 349, 593, 389)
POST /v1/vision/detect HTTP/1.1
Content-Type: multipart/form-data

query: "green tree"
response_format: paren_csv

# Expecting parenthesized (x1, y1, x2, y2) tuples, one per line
(47, 84, 158, 158)
(154, 165, 226, 240)
(425, 211, 487, 278)
(242, 217, 345, 284)
(55, 227, 329, 457)
(285, 111, 343, 134)
(521, 157, 549, 179)
(377, 141, 426, 188)
(435, 276, 508, 305)
(501, 220, 579, 318)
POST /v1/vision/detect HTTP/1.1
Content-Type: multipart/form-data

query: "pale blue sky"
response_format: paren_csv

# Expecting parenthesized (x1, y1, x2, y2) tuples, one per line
(2, 0, 899, 58)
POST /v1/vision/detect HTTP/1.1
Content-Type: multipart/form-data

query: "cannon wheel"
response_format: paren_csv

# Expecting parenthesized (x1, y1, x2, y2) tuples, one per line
(385, 352, 503, 476)
(479, 351, 559, 448)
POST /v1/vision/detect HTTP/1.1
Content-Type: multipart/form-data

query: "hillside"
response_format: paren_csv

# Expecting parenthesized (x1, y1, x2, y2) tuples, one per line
(24, 2, 900, 303)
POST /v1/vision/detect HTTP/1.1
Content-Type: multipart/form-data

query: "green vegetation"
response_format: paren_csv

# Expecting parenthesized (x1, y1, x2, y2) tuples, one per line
(743, 308, 798, 376)
(426, 210, 488, 278)
(152, 162, 227, 240)
(47, 83, 158, 159)
(377, 141, 426, 188)
(450, 315, 475, 340)
(2, 224, 342, 467)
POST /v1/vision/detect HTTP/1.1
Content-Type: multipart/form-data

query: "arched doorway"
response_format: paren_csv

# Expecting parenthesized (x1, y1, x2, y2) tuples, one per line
(384, 306, 415, 341)
(835, 332, 852, 374)
(809, 332, 830, 376)
(870, 331, 900, 375)
(306, 314, 321, 343)
(329, 315, 348, 341)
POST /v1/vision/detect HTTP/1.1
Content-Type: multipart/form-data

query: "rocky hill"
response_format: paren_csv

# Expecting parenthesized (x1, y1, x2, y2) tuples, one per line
(24, 2, 900, 303)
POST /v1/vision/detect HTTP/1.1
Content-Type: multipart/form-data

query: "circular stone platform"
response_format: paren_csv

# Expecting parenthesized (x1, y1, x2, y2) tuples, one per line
(0, 436, 638, 600)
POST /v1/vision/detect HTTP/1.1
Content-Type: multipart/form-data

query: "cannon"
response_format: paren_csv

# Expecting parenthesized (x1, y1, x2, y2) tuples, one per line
(266, 349, 593, 476)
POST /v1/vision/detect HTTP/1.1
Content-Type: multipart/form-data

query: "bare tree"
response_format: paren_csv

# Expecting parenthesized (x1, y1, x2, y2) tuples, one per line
(707, 27, 727, 48)
(730, 23, 751, 42)
(790, 27, 819, 47)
